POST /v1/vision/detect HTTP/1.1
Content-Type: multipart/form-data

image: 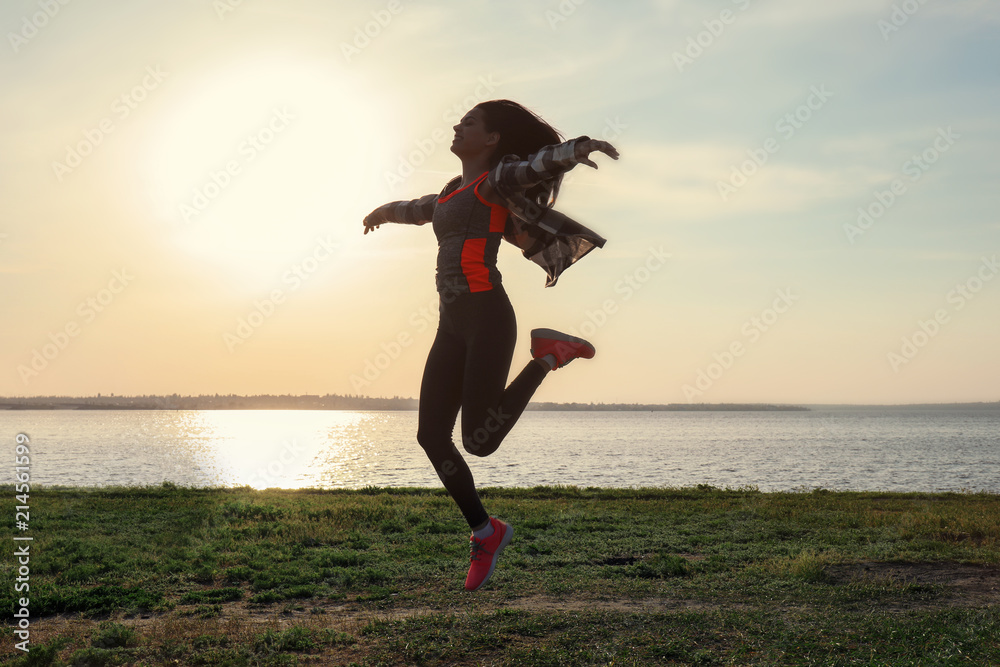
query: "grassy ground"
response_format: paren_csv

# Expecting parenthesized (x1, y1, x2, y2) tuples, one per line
(2, 484, 998, 666)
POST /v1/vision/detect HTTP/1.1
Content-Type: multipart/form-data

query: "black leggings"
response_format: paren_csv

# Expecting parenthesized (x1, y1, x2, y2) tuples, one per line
(416, 285, 548, 529)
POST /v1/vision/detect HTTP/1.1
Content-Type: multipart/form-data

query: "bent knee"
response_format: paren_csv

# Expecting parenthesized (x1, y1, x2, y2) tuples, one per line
(417, 428, 448, 454)
(464, 445, 495, 458)
(462, 433, 499, 458)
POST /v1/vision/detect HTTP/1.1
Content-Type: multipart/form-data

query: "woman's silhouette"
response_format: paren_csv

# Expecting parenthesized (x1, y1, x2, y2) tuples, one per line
(364, 100, 618, 590)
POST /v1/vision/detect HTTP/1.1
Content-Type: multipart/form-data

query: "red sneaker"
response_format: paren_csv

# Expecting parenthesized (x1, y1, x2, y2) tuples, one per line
(464, 517, 513, 591)
(530, 328, 596, 370)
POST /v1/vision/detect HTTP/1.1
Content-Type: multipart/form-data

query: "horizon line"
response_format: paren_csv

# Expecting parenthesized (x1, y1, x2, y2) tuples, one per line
(1, 394, 998, 409)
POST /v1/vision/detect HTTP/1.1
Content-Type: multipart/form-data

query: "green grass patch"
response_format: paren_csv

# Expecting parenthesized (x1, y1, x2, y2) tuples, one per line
(1, 485, 998, 665)
(178, 587, 243, 605)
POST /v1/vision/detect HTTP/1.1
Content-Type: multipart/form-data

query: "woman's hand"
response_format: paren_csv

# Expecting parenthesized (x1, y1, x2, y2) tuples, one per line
(575, 139, 620, 169)
(363, 210, 385, 235)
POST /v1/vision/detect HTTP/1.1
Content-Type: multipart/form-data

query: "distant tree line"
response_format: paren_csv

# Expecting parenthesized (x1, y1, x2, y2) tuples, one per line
(0, 394, 417, 410)
(525, 402, 810, 411)
(0, 394, 814, 411)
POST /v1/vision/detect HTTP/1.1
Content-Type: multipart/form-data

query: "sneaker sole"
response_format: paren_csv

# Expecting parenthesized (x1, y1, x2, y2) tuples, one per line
(469, 524, 513, 592)
(530, 328, 596, 359)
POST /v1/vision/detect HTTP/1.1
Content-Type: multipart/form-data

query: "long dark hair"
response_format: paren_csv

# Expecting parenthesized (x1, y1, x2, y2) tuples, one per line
(475, 100, 564, 208)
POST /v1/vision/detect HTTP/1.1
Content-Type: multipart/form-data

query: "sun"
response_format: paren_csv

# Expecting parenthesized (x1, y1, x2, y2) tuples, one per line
(140, 54, 394, 289)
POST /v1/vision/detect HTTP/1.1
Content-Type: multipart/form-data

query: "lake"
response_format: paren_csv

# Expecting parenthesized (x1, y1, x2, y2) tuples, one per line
(3, 407, 998, 492)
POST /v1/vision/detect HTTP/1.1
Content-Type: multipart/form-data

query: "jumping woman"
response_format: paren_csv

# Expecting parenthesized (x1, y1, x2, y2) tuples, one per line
(363, 100, 618, 591)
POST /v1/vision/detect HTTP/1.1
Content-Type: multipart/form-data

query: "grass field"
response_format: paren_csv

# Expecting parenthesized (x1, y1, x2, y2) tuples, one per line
(2, 484, 998, 666)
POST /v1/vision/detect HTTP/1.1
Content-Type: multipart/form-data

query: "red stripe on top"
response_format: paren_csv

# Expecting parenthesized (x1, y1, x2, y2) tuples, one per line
(474, 178, 510, 233)
(461, 238, 492, 292)
(438, 172, 488, 204)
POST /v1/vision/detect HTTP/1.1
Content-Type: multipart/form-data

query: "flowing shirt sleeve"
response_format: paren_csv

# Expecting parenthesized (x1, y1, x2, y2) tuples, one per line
(486, 135, 591, 196)
(370, 193, 438, 226)
(486, 136, 607, 287)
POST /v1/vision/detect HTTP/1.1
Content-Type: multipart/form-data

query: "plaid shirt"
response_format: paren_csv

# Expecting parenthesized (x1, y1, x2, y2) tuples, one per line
(372, 136, 606, 287)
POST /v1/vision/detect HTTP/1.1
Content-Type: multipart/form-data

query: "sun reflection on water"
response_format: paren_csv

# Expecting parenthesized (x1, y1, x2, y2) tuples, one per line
(174, 410, 377, 489)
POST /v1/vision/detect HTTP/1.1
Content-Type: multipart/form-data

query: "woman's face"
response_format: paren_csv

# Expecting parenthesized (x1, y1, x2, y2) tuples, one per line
(451, 108, 498, 159)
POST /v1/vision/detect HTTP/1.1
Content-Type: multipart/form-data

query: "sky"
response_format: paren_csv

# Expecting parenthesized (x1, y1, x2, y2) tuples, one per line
(1, 0, 998, 405)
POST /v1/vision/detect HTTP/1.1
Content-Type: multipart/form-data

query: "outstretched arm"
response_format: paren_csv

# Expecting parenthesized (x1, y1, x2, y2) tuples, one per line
(486, 136, 619, 197)
(363, 193, 438, 235)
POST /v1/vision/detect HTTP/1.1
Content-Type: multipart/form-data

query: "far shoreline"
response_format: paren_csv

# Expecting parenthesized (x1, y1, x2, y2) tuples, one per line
(1, 394, 998, 411)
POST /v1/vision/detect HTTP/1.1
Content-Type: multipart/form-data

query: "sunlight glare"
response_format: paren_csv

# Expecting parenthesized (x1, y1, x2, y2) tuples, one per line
(177, 410, 372, 489)
(141, 55, 393, 289)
